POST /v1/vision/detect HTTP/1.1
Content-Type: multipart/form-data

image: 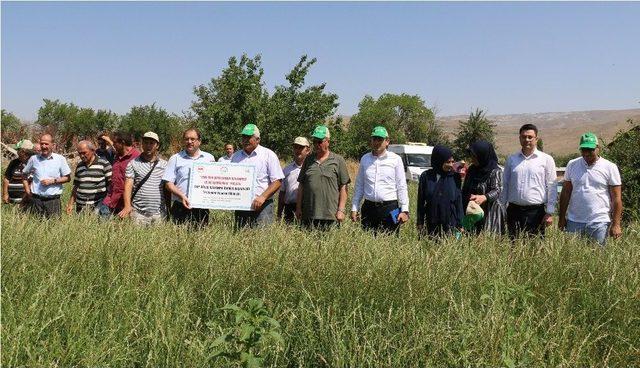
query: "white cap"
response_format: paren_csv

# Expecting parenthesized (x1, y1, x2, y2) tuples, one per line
(16, 139, 35, 150)
(142, 131, 160, 143)
(293, 136, 310, 147)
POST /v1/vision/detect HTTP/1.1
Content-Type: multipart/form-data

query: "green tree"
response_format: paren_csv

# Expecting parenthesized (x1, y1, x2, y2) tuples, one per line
(1, 109, 27, 142)
(603, 119, 640, 222)
(263, 55, 339, 156)
(453, 108, 497, 159)
(119, 104, 184, 153)
(191, 54, 269, 155)
(343, 94, 444, 159)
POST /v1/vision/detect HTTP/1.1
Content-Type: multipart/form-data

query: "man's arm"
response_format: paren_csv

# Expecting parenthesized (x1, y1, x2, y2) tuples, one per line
(66, 185, 78, 215)
(295, 185, 304, 220)
(557, 180, 573, 230)
(500, 157, 511, 207)
(350, 159, 365, 221)
(277, 190, 285, 218)
(542, 156, 557, 226)
(165, 181, 190, 209)
(2, 178, 10, 204)
(336, 184, 347, 222)
(118, 178, 134, 218)
(253, 180, 282, 210)
(609, 185, 622, 239)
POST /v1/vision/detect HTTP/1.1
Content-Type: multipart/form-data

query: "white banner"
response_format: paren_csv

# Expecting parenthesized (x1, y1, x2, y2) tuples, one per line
(188, 162, 256, 210)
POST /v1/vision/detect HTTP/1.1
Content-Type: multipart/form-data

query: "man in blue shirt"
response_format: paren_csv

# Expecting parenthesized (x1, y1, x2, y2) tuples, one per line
(22, 133, 71, 217)
(163, 128, 215, 226)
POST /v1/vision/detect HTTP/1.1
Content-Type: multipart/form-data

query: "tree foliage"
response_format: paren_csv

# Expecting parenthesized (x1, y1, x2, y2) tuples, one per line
(119, 104, 184, 153)
(1, 109, 27, 142)
(603, 119, 640, 222)
(453, 108, 497, 159)
(343, 94, 445, 159)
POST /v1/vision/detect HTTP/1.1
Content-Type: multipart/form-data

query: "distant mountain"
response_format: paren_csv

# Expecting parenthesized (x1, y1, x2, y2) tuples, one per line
(437, 108, 640, 156)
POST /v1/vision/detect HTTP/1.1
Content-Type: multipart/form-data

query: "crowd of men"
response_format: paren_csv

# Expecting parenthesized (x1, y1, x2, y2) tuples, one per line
(2, 122, 624, 245)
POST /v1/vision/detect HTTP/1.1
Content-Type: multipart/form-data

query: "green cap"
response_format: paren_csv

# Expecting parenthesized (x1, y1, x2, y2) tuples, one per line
(241, 124, 259, 137)
(371, 126, 389, 138)
(579, 132, 598, 149)
(311, 125, 330, 139)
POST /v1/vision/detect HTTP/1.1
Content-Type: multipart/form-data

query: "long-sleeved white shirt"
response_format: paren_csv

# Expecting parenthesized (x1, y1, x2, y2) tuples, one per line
(351, 150, 409, 212)
(500, 148, 557, 214)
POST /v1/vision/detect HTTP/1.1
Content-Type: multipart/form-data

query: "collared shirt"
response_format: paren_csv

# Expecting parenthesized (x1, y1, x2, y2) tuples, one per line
(162, 149, 215, 202)
(298, 152, 351, 220)
(280, 161, 303, 204)
(218, 155, 233, 162)
(230, 145, 284, 198)
(501, 148, 557, 214)
(103, 148, 140, 210)
(22, 153, 71, 197)
(565, 156, 621, 223)
(351, 150, 409, 212)
(73, 157, 112, 205)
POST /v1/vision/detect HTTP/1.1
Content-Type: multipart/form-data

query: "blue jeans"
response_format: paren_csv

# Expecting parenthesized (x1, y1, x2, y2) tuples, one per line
(566, 220, 610, 246)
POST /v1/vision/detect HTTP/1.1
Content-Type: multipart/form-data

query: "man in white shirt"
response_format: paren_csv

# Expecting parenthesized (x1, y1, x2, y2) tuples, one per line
(217, 143, 234, 162)
(277, 136, 310, 223)
(558, 133, 622, 245)
(501, 124, 557, 239)
(351, 126, 409, 235)
(231, 124, 284, 229)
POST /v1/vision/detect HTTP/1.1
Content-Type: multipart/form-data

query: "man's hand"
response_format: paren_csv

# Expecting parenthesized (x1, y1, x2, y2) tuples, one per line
(469, 194, 487, 206)
(610, 223, 622, 239)
(295, 207, 302, 220)
(542, 213, 553, 227)
(181, 196, 191, 209)
(66, 203, 74, 215)
(40, 178, 56, 186)
(350, 211, 359, 222)
(558, 217, 567, 231)
(118, 206, 132, 219)
(252, 195, 266, 211)
(397, 212, 409, 224)
(335, 209, 345, 222)
(2, 194, 9, 204)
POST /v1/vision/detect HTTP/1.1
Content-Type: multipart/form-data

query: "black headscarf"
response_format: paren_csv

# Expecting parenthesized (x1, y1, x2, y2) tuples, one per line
(431, 145, 454, 176)
(427, 145, 460, 225)
(462, 140, 500, 207)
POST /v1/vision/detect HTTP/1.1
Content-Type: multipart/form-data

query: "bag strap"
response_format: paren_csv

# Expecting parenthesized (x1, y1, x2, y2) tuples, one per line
(132, 159, 159, 200)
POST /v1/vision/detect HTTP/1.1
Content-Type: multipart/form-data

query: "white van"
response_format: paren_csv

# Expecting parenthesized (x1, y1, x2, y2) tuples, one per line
(387, 143, 434, 182)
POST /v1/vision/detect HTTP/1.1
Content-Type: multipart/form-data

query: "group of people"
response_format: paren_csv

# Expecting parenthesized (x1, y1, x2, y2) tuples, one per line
(3, 122, 623, 245)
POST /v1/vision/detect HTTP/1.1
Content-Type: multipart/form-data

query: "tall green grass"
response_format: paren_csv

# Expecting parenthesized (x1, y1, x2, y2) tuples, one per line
(2, 193, 639, 366)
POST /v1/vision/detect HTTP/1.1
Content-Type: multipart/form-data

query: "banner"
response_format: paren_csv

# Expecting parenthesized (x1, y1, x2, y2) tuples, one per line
(188, 162, 256, 210)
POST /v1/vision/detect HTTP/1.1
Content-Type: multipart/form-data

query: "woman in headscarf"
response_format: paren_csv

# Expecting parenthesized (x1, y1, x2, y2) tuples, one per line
(416, 145, 464, 238)
(461, 140, 505, 234)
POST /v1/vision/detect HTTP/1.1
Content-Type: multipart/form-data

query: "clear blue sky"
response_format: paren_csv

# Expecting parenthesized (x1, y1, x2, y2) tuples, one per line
(2, 1, 639, 121)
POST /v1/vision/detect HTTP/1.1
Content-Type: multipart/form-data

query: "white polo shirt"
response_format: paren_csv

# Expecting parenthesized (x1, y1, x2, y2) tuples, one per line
(565, 156, 621, 223)
(231, 145, 284, 199)
(280, 161, 302, 205)
(351, 150, 409, 212)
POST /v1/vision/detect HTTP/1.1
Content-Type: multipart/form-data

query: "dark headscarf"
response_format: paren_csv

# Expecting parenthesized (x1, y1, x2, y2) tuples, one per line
(431, 145, 454, 176)
(462, 140, 500, 208)
(427, 145, 460, 226)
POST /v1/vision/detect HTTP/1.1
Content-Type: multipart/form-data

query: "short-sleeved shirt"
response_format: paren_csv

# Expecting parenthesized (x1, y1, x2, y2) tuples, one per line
(230, 145, 284, 199)
(126, 157, 167, 215)
(103, 148, 140, 210)
(162, 149, 215, 202)
(280, 161, 302, 205)
(4, 158, 27, 203)
(565, 157, 621, 223)
(73, 157, 112, 206)
(218, 155, 232, 162)
(298, 152, 351, 220)
(22, 153, 72, 197)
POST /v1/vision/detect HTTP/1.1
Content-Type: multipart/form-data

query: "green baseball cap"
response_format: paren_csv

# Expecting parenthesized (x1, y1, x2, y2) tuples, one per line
(371, 126, 389, 138)
(241, 123, 259, 137)
(579, 132, 598, 149)
(311, 125, 330, 139)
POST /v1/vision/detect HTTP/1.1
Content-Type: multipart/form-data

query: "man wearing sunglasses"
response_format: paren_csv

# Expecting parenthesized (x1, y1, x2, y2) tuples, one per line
(558, 133, 623, 245)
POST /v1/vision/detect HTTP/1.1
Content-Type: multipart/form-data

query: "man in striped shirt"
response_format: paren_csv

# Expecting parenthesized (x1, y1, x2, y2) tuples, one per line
(66, 140, 112, 214)
(3, 139, 35, 205)
(118, 132, 168, 226)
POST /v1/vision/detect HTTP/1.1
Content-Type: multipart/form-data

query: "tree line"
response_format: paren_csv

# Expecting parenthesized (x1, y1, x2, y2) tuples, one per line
(1, 53, 498, 160)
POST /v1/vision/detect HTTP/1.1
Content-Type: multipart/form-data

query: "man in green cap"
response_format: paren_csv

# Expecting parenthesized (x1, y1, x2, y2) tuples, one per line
(350, 126, 409, 235)
(296, 125, 350, 230)
(231, 123, 284, 228)
(558, 132, 622, 245)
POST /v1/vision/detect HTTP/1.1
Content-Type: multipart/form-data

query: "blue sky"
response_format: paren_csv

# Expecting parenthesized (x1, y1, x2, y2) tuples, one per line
(2, 2, 639, 121)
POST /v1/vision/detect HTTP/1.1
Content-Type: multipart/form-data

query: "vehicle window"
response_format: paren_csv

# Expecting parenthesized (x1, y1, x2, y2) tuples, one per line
(406, 154, 431, 168)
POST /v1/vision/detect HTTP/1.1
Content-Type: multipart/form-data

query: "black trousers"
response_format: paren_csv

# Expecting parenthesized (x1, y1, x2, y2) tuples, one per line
(361, 199, 400, 235)
(170, 201, 210, 227)
(506, 203, 546, 239)
(282, 203, 297, 223)
(27, 194, 61, 218)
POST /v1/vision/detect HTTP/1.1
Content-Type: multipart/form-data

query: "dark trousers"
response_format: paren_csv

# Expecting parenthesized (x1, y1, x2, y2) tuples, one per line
(361, 199, 400, 235)
(170, 201, 210, 227)
(506, 203, 546, 239)
(282, 203, 297, 224)
(234, 199, 274, 230)
(27, 194, 61, 218)
(301, 219, 337, 231)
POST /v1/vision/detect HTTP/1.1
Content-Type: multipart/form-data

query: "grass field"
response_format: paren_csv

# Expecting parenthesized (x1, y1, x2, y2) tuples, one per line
(2, 182, 639, 367)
